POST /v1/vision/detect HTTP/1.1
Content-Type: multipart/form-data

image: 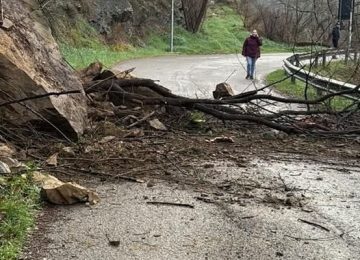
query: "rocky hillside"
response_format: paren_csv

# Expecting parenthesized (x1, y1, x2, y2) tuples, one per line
(41, 0, 185, 45)
(0, 0, 237, 139)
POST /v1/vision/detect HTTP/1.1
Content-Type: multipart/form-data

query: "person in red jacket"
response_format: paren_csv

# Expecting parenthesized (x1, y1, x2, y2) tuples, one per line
(242, 30, 262, 80)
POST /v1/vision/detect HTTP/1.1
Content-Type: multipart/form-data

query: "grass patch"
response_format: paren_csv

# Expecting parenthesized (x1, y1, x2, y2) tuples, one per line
(266, 69, 353, 110)
(307, 60, 360, 85)
(147, 5, 290, 54)
(61, 5, 293, 69)
(0, 173, 40, 260)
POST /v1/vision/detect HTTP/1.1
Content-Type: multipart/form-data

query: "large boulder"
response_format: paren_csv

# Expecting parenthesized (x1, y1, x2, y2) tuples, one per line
(0, 1, 87, 137)
(213, 82, 234, 99)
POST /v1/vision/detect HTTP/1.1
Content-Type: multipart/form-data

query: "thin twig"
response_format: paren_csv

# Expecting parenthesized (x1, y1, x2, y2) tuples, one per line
(126, 111, 155, 129)
(298, 218, 330, 232)
(60, 157, 146, 162)
(284, 234, 338, 241)
(146, 201, 194, 208)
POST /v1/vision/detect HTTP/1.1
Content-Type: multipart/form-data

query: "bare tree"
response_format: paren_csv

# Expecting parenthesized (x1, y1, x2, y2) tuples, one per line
(181, 0, 209, 33)
(240, 0, 339, 45)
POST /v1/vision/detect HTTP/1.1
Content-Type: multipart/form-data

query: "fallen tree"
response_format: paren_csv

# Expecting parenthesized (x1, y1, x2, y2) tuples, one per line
(1, 64, 359, 139)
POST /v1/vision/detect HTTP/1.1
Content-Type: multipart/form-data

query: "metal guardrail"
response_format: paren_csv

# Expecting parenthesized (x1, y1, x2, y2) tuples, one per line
(283, 49, 360, 100)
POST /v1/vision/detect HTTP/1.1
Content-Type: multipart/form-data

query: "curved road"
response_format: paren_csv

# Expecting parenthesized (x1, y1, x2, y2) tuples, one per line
(23, 54, 360, 260)
(115, 53, 291, 98)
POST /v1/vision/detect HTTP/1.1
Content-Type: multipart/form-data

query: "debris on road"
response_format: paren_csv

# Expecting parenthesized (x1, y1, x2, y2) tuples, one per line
(105, 234, 120, 247)
(146, 201, 194, 208)
(213, 82, 234, 99)
(209, 136, 235, 143)
(149, 118, 167, 131)
(46, 153, 58, 167)
(298, 218, 330, 232)
(33, 172, 100, 205)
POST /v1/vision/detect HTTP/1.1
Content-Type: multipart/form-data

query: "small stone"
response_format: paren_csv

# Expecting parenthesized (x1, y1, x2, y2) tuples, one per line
(146, 180, 155, 188)
(109, 240, 120, 247)
(0, 161, 11, 174)
(149, 118, 167, 131)
(276, 252, 284, 257)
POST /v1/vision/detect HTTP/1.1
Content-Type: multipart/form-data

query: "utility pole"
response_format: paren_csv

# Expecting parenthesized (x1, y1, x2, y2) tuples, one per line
(170, 0, 174, 52)
(346, 0, 354, 63)
(339, 0, 355, 63)
(348, 0, 354, 52)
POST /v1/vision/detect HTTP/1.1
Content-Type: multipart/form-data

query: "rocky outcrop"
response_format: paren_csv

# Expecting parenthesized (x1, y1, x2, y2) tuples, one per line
(88, 0, 134, 35)
(0, 1, 87, 137)
(41, 0, 184, 44)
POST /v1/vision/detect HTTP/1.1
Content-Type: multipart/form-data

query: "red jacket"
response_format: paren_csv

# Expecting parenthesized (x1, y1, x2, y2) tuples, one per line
(242, 35, 262, 58)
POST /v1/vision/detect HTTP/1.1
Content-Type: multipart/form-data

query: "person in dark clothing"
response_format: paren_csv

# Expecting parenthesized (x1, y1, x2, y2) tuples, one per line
(332, 22, 340, 48)
(242, 29, 262, 80)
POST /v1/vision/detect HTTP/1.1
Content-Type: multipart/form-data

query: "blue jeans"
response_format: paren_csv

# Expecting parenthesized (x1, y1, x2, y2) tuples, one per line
(246, 56, 257, 77)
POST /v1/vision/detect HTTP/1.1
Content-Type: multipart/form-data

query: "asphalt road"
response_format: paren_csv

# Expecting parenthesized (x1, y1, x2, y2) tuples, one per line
(114, 53, 291, 98)
(23, 157, 360, 260)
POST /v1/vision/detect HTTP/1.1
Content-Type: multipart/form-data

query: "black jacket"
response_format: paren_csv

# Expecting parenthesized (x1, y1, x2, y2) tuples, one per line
(332, 27, 340, 40)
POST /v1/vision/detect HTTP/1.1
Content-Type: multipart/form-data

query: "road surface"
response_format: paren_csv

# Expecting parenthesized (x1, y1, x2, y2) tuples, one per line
(114, 53, 291, 98)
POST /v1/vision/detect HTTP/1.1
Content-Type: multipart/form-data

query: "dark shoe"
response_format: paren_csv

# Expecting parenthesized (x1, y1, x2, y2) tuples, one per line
(246, 75, 250, 79)
(250, 76, 254, 80)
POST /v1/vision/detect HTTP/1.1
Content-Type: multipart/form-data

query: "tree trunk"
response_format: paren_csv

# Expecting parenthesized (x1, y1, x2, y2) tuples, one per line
(182, 0, 208, 33)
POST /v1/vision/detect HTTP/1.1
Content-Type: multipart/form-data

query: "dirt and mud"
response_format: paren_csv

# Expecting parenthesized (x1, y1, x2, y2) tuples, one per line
(20, 114, 360, 259)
